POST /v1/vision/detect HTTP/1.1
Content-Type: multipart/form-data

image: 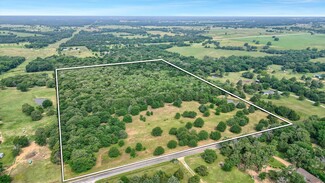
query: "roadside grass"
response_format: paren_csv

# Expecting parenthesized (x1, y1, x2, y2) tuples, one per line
(10, 158, 61, 183)
(167, 44, 270, 59)
(185, 150, 254, 183)
(263, 96, 325, 120)
(65, 101, 269, 179)
(96, 161, 192, 183)
(234, 33, 325, 50)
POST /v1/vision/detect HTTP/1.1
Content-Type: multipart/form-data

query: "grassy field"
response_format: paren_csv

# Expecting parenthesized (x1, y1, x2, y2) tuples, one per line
(167, 44, 270, 59)
(204, 27, 298, 40)
(311, 57, 325, 63)
(96, 161, 192, 183)
(264, 96, 325, 120)
(185, 150, 254, 183)
(10, 158, 61, 183)
(0, 27, 79, 79)
(234, 33, 325, 50)
(147, 30, 176, 36)
(64, 100, 268, 179)
(61, 46, 94, 57)
(0, 87, 56, 165)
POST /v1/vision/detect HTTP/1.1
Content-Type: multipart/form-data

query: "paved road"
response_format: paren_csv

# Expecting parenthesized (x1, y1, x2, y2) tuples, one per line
(68, 133, 264, 183)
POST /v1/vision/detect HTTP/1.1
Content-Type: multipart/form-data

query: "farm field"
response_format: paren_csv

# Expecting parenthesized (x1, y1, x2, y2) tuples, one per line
(263, 96, 325, 120)
(167, 44, 270, 59)
(234, 33, 325, 50)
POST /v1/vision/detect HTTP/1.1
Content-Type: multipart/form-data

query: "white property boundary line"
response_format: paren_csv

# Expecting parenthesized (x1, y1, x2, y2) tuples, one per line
(55, 58, 292, 182)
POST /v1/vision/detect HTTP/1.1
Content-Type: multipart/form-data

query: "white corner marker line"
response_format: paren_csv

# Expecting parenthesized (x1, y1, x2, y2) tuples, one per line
(55, 58, 293, 182)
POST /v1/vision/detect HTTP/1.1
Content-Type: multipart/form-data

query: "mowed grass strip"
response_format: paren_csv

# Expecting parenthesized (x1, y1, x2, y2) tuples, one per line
(96, 161, 192, 183)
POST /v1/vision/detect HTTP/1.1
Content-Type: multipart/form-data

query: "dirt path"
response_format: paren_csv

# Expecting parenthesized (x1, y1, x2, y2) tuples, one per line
(179, 157, 205, 183)
(273, 156, 292, 167)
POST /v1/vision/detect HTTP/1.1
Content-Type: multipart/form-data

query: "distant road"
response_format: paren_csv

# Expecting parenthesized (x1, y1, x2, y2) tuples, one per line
(68, 133, 263, 183)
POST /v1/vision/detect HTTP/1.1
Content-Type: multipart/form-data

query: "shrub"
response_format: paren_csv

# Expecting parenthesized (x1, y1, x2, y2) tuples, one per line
(185, 122, 193, 129)
(188, 175, 200, 183)
(215, 108, 221, 115)
(193, 118, 204, 128)
(188, 139, 198, 147)
(70, 149, 96, 173)
(130, 105, 140, 115)
(198, 130, 209, 140)
(199, 104, 208, 113)
(210, 131, 221, 140)
(125, 146, 131, 153)
(182, 111, 197, 118)
(13, 136, 29, 147)
(174, 112, 181, 119)
(236, 102, 246, 109)
(173, 98, 182, 107)
(216, 121, 226, 132)
(122, 115, 132, 123)
(153, 146, 165, 156)
(108, 147, 120, 158)
(248, 106, 255, 113)
(222, 161, 233, 171)
(42, 99, 53, 108)
(167, 140, 177, 149)
(203, 110, 210, 117)
(169, 127, 177, 135)
(174, 168, 184, 180)
(194, 165, 209, 176)
(17, 83, 28, 92)
(22, 103, 35, 115)
(258, 172, 267, 180)
(230, 124, 242, 134)
(201, 149, 217, 164)
(151, 127, 163, 136)
(255, 123, 264, 131)
(135, 143, 143, 151)
(118, 140, 125, 147)
(35, 128, 47, 146)
(31, 110, 42, 121)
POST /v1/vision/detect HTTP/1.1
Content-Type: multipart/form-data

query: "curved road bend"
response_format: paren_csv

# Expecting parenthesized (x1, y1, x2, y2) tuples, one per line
(69, 134, 262, 183)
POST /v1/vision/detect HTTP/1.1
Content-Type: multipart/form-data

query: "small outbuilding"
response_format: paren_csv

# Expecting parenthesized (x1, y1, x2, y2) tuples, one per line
(0, 152, 4, 159)
(296, 168, 323, 183)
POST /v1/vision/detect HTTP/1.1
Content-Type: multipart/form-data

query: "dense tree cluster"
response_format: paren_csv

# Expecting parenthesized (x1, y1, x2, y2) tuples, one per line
(0, 56, 25, 74)
(0, 28, 74, 48)
(0, 73, 54, 91)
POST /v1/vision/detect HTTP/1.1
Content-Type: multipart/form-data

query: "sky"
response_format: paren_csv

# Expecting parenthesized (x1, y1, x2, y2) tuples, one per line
(0, 0, 325, 16)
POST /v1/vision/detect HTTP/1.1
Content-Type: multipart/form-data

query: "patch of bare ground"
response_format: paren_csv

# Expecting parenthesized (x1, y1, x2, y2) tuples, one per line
(6, 142, 51, 173)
